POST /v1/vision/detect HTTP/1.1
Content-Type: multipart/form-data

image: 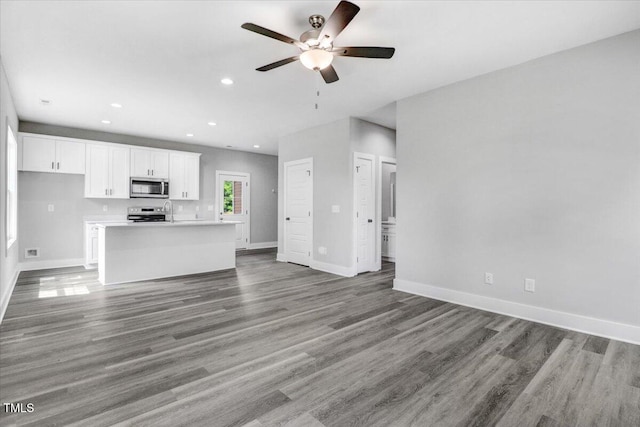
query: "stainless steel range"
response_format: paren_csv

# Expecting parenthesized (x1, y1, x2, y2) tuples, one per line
(127, 206, 166, 222)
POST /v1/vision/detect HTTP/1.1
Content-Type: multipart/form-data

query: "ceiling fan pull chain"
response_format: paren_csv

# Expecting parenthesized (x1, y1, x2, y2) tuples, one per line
(315, 74, 320, 110)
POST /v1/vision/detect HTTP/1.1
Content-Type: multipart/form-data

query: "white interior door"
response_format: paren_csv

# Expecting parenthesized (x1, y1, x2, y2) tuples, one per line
(355, 154, 375, 273)
(217, 171, 250, 249)
(284, 158, 313, 266)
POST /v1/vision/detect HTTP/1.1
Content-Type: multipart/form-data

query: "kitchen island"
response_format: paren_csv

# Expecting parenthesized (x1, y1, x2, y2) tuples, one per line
(95, 220, 239, 285)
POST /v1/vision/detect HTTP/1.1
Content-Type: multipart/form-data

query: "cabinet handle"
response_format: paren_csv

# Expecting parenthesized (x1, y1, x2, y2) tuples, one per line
(57, 162, 60, 170)
(105, 189, 108, 195)
(110, 189, 113, 195)
(52, 161, 55, 170)
(147, 169, 150, 176)
(185, 191, 188, 198)
(151, 169, 154, 176)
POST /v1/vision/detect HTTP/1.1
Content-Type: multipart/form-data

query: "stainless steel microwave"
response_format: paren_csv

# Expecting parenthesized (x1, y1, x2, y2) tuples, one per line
(130, 177, 169, 199)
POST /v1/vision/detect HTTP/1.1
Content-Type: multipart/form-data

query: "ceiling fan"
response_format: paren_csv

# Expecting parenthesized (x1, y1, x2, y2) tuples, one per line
(241, 0, 395, 84)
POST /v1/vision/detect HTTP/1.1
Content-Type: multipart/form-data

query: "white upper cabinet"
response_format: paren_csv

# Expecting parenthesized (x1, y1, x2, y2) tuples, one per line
(169, 152, 200, 200)
(85, 144, 130, 198)
(130, 148, 169, 179)
(21, 135, 85, 174)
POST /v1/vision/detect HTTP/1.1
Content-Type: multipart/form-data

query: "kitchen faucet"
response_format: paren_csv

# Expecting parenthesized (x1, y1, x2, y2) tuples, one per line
(162, 200, 174, 223)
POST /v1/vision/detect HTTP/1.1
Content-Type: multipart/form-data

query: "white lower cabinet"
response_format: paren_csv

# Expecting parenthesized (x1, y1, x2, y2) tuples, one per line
(84, 223, 100, 267)
(382, 223, 396, 261)
(85, 144, 130, 198)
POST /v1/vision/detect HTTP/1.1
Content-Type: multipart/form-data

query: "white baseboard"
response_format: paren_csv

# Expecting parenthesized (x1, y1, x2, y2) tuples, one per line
(393, 278, 640, 345)
(276, 253, 287, 262)
(247, 241, 277, 250)
(0, 268, 20, 324)
(18, 258, 85, 272)
(310, 260, 357, 278)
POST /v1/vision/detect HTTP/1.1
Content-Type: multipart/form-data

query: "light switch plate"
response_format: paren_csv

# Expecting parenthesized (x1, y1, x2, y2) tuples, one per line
(207, 205, 214, 211)
(47, 204, 54, 212)
(331, 205, 340, 213)
(525, 278, 536, 293)
(178, 205, 183, 212)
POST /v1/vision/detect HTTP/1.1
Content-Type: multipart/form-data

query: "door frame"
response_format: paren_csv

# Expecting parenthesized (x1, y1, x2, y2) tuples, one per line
(353, 152, 376, 273)
(283, 157, 313, 265)
(377, 156, 396, 271)
(215, 170, 251, 249)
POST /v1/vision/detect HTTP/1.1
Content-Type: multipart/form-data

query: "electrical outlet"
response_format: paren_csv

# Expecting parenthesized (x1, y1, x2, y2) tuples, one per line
(525, 278, 536, 293)
(25, 248, 40, 258)
(318, 246, 327, 255)
(103, 205, 108, 212)
(195, 206, 200, 212)
(47, 204, 54, 212)
(207, 205, 214, 211)
(484, 272, 494, 285)
(331, 205, 340, 213)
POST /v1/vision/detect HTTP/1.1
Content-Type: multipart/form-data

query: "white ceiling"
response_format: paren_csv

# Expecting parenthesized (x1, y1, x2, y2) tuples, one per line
(1, 1, 639, 155)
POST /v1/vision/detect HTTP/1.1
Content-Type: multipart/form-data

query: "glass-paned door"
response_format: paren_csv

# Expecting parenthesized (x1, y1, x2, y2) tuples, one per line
(217, 171, 250, 249)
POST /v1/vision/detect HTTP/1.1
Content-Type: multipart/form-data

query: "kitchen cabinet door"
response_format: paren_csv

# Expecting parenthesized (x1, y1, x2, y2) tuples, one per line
(55, 140, 85, 174)
(387, 233, 396, 258)
(183, 154, 199, 200)
(151, 150, 169, 179)
(169, 152, 200, 200)
(109, 146, 130, 198)
(130, 148, 152, 177)
(22, 136, 85, 174)
(22, 136, 56, 172)
(169, 153, 186, 199)
(131, 148, 169, 179)
(85, 145, 110, 197)
(85, 144, 130, 198)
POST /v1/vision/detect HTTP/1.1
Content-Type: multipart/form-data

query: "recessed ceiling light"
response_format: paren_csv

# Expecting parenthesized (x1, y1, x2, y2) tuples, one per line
(186, 133, 194, 137)
(253, 145, 260, 148)
(207, 122, 217, 126)
(101, 120, 111, 124)
(110, 103, 122, 108)
(221, 78, 234, 85)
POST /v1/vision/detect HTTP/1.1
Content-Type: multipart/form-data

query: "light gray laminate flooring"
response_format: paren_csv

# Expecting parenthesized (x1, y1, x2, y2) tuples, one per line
(0, 250, 638, 426)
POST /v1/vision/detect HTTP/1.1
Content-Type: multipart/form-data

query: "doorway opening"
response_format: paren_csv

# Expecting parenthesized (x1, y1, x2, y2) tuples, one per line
(378, 156, 396, 269)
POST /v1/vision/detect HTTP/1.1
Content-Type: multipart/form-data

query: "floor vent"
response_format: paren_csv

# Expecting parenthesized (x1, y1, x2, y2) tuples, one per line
(25, 248, 40, 258)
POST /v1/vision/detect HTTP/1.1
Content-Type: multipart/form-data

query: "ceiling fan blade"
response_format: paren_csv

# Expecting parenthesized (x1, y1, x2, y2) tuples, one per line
(319, 65, 339, 83)
(256, 56, 300, 72)
(333, 46, 395, 59)
(241, 23, 306, 49)
(318, 1, 360, 45)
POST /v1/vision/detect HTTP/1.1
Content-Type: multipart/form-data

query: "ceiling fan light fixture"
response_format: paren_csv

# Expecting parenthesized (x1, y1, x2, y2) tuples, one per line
(300, 49, 333, 71)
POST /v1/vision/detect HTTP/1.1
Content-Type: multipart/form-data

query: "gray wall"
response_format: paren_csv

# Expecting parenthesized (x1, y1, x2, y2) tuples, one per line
(1, 58, 20, 317)
(396, 30, 640, 327)
(18, 122, 278, 263)
(278, 117, 395, 270)
(278, 118, 353, 267)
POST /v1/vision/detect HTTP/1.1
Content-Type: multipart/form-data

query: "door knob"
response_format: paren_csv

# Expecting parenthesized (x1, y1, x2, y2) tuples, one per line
(368, 219, 373, 223)
(286, 217, 290, 221)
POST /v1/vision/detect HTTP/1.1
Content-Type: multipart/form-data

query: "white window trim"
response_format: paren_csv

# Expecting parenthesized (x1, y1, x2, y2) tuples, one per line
(6, 123, 17, 251)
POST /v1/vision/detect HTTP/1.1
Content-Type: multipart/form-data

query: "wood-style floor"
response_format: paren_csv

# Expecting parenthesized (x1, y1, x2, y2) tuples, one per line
(1, 250, 638, 426)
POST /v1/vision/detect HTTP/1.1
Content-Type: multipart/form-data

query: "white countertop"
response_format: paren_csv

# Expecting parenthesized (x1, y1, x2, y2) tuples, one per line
(95, 220, 242, 228)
